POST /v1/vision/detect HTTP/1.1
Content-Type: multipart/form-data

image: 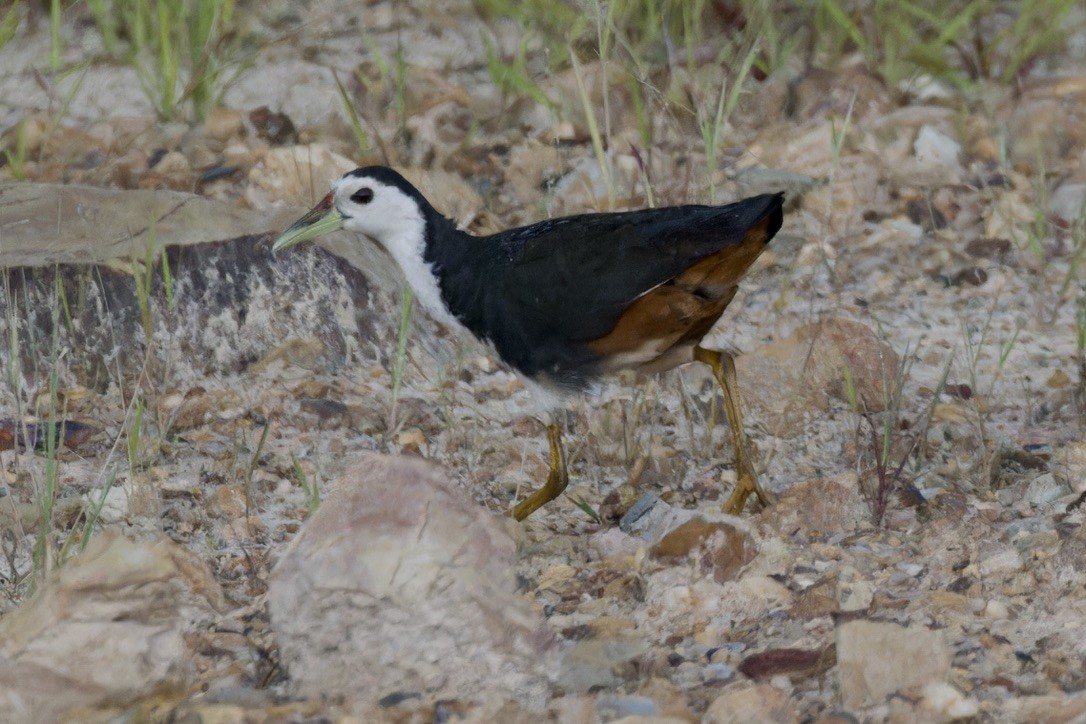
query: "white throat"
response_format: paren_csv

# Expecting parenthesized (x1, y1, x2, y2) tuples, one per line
(381, 220, 463, 332)
(334, 177, 465, 332)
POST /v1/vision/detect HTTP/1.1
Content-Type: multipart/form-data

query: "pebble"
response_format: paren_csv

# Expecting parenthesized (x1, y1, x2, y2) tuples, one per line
(985, 599, 1011, 619)
(597, 695, 658, 718)
(1025, 473, 1069, 506)
(704, 662, 734, 682)
(914, 125, 962, 172)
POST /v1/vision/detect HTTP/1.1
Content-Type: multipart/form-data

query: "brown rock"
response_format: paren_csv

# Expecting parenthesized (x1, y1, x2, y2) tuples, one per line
(763, 473, 864, 541)
(0, 532, 226, 721)
(268, 454, 552, 710)
(737, 318, 900, 438)
(649, 516, 757, 584)
(836, 620, 950, 709)
(204, 106, 245, 142)
(703, 681, 798, 723)
(739, 646, 836, 682)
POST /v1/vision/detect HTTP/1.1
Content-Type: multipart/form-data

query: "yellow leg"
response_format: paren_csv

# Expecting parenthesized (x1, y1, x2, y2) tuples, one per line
(693, 346, 772, 514)
(510, 421, 569, 521)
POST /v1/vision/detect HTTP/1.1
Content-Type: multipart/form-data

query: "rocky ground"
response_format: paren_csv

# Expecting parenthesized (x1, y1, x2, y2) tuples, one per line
(2, 1, 1086, 722)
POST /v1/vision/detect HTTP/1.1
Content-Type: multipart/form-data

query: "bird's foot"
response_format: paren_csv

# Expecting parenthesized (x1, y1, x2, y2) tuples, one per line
(721, 458, 773, 515)
(693, 345, 774, 516)
(510, 421, 568, 521)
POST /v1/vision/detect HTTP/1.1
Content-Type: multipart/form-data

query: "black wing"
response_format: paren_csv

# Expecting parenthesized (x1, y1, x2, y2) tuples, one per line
(438, 194, 784, 384)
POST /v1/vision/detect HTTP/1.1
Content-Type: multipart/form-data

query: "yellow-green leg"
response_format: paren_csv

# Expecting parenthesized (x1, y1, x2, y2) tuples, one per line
(693, 346, 772, 514)
(510, 421, 568, 521)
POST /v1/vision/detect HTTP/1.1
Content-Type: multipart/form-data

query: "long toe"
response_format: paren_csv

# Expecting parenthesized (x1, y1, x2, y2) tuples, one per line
(721, 465, 773, 515)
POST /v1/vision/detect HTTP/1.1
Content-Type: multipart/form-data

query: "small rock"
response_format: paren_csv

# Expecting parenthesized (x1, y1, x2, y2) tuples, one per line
(964, 237, 1011, 259)
(914, 125, 962, 172)
(394, 427, 426, 454)
(839, 578, 875, 612)
(704, 662, 734, 682)
(597, 694, 658, 718)
(1025, 472, 1069, 506)
(210, 484, 247, 519)
(738, 647, 834, 682)
(558, 638, 650, 692)
(268, 454, 551, 710)
(977, 546, 1023, 576)
(550, 695, 598, 723)
(984, 599, 1011, 620)
(249, 106, 297, 145)
(649, 515, 757, 583)
(1050, 182, 1086, 223)
(996, 693, 1086, 722)
(952, 267, 987, 286)
(703, 681, 798, 723)
(1046, 368, 1071, 389)
(764, 473, 865, 541)
(151, 150, 190, 174)
(298, 397, 347, 424)
(836, 620, 950, 709)
(204, 106, 245, 142)
(1057, 442, 1086, 493)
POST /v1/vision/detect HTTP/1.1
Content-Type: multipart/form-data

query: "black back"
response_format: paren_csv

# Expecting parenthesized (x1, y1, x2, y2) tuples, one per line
(423, 191, 784, 388)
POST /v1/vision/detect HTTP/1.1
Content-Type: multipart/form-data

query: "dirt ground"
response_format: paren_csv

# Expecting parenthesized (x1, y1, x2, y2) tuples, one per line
(2, 1, 1086, 722)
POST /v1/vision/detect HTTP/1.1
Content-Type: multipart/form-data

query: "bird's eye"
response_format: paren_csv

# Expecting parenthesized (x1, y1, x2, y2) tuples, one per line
(351, 187, 374, 204)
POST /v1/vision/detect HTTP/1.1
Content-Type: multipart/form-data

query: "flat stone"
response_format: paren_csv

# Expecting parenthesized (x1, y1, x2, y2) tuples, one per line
(557, 638, 650, 693)
(703, 681, 798, 723)
(836, 620, 950, 709)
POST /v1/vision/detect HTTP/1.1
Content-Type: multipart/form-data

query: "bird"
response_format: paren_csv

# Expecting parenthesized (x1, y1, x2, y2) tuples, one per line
(273, 166, 784, 521)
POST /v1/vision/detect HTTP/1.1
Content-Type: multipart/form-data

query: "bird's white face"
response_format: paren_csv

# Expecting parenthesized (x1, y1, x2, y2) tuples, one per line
(328, 174, 427, 253)
(273, 173, 426, 258)
(272, 170, 461, 330)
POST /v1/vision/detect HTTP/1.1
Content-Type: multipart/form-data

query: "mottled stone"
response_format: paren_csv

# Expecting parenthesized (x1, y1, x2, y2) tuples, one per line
(268, 454, 552, 710)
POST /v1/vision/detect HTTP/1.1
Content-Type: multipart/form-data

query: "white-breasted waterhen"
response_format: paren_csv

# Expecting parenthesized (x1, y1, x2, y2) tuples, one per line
(273, 166, 784, 521)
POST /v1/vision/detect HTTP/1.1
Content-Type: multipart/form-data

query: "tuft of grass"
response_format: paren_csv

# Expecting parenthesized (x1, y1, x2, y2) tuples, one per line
(570, 44, 615, 205)
(0, 4, 18, 49)
(570, 495, 602, 523)
(49, 0, 62, 69)
(242, 423, 270, 518)
(845, 336, 921, 526)
(81, 0, 244, 121)
(334, 70, 371, 155)
(696, 42, 758, 203)
(31, 299, 64, 582)
(1, 118, 30, 180)
(1076, 299, 1086, 424)
(126, 396, 145, 473)
(812, 0, 1080, 92)
(292, 455, 320, 515)
(485, 33, 556, 112)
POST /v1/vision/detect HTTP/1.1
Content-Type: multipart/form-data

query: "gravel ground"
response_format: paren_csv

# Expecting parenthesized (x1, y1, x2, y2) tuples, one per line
(2, 2, 1086, 721)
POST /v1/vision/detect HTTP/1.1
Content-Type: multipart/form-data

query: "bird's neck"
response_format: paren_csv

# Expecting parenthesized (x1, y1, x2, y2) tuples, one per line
(389, 210, 472, 332)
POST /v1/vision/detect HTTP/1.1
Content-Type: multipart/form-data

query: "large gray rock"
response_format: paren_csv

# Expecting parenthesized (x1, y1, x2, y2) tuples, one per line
(0, 532, 227, 722)
(268, 454, 552, 709)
